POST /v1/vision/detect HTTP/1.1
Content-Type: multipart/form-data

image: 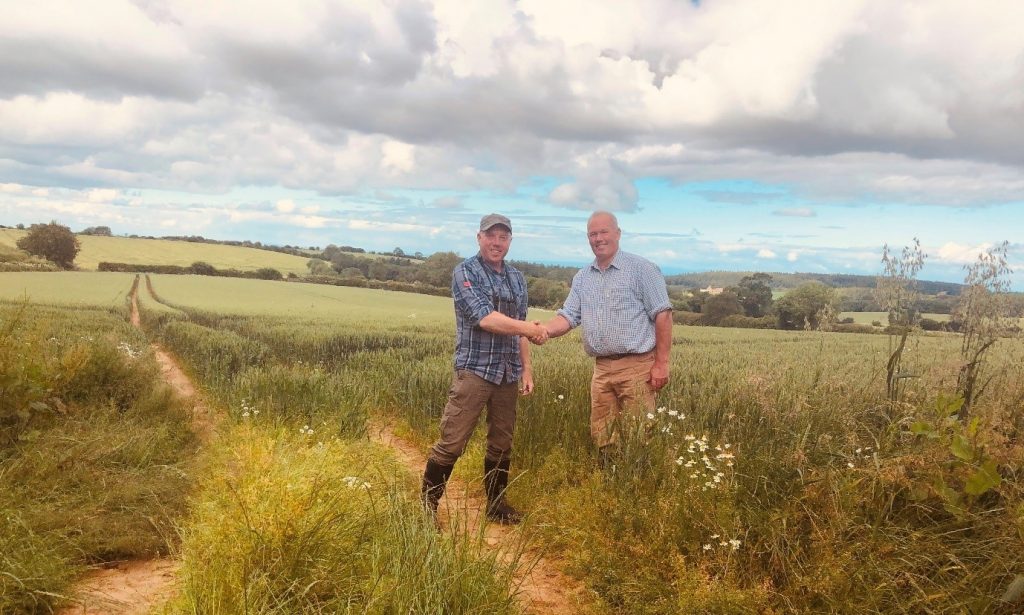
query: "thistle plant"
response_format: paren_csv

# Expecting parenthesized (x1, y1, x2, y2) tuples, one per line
(953, 241, 1014, 419)
(875, 238, 925, 402)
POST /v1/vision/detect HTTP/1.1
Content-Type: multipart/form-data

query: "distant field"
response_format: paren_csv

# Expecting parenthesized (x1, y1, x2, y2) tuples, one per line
(147, 274, 455, 324)
(0, 271, 135, 307)
(0, 229, 311, 275)
(841, 311, 951, 325)
(144, 275, 556, 324)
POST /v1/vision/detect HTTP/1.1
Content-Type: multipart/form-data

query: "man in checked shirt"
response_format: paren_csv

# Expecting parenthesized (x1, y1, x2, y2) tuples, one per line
(542, 211, 673, 462)
(421, 213, 547, 525)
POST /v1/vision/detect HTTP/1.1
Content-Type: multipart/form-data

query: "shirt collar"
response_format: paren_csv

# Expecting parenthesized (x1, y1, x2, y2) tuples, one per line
(589, 249, 623, 272)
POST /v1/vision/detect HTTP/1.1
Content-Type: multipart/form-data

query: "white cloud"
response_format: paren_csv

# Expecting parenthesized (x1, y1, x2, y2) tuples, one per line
(1, 0, 1023, 264)
(935, 241, 993, 265)
(787, 250, 800, 262)
(381, 141, 416, 175)
(757, 249, 777, 259)
(276, 199, 296, 213)
(87, 189, 120, 203)
(549, 158, 638, 212)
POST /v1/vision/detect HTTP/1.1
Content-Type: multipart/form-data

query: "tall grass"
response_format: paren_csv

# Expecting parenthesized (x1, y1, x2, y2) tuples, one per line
(175, 426, 521, 614)
(143, 276, 1024, 613)
(0, 304, 197, 612)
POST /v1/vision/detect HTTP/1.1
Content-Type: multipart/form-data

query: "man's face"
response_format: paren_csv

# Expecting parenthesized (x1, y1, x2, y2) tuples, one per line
(477, 226, 512, 267)
(587, 214, 621, 260)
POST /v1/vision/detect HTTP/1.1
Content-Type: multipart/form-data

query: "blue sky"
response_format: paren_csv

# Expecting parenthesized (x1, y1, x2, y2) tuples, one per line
(1, 1, 1022, 284)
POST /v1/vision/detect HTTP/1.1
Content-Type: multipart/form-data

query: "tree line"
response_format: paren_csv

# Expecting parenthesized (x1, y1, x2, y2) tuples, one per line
(6, 222, 1022, 331)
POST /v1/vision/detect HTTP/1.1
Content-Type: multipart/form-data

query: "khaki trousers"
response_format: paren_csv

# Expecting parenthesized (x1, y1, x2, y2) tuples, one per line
(590, 351, 656, 448)
(429, 369, 519, 466)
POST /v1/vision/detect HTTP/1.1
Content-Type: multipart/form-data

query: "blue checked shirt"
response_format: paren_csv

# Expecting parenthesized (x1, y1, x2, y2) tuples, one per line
(451, 255, 529, 385)
(557, 250, 672, 357)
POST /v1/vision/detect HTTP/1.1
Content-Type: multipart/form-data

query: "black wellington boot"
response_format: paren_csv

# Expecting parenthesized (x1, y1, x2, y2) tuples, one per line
(483, 458, 522, 525)
(422, 459, 454, 521)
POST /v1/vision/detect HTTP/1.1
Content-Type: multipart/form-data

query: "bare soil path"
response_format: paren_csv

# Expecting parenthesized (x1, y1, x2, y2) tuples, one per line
(58, 280, 214, 614)
(368, 421, 590, 614)
(63, 276, 586, 614)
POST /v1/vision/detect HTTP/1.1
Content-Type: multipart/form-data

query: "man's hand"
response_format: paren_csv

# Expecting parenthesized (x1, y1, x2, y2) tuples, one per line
(520, 370, 535, 395)
(648, 361, 669, 391)
(526, 321, 548, 345)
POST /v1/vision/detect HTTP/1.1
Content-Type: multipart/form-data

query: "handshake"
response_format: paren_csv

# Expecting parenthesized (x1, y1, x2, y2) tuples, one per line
(524, 320, 550, 346)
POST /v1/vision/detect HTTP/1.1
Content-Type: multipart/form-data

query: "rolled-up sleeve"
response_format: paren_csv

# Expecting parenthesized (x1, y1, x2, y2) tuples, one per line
(640, 262, 672, 320)
(556, 273, 583, 329)
(452, 266, 493, 327)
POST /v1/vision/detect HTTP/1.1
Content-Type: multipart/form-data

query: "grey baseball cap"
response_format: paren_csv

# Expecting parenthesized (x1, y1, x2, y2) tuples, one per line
(479, 213, 512, 232)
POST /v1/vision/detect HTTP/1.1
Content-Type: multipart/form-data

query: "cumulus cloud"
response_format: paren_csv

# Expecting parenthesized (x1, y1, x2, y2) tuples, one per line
(935, 241, 994, 265)
(1, 0, 1023, 228)
(549, 159, 638, 212)
(757, 249, 777, 259)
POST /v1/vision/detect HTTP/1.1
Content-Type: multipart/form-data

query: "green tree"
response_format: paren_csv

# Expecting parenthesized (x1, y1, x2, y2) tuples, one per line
(190, 261, 217, 276)
(16, 221, 80, 269)
(701, 291, 743, 325)
(307, 258, 334, 276)
(253, 267, 283, 281)
(736, 273, 774, 317)
(526, 276, 569, 309)
(775, 282, 838, 330)
(420, 251, 462, 288)
(80, 225, 112, 236)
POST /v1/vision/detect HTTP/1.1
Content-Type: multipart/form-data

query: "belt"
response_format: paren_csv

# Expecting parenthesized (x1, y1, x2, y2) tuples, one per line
(597, 350, 653, 361)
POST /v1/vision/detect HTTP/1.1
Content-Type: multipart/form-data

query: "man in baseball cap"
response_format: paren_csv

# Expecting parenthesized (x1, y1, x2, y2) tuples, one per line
(422, 213, 546, 525)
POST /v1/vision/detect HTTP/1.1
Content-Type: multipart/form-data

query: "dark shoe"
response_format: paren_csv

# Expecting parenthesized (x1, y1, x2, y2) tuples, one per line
(422, 459, 454, 519)
(483, 458, 521, 525)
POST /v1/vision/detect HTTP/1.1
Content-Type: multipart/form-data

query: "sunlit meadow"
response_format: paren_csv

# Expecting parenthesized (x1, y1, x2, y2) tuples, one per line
(132, 273, 1024, 614)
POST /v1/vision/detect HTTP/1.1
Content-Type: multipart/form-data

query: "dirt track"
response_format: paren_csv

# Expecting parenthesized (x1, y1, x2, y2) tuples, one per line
(60, 277, 585, 614)
(369, 422, 588, 614)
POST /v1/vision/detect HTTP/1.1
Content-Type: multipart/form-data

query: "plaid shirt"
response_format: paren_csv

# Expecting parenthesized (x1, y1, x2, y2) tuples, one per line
(451, 255, 529, 384)
(557, 250, 671, 357)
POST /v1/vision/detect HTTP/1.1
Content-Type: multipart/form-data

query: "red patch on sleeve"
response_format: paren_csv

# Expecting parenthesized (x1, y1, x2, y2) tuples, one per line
(463, 281, 472, 287)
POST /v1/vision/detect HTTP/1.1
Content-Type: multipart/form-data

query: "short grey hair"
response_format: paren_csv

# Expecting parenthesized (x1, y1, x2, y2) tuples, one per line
(588, 211, 619, 230)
